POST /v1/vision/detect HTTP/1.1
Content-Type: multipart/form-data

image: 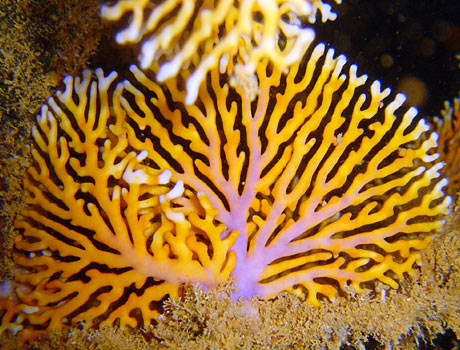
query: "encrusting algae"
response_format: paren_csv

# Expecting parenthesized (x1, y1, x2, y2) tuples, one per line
(0, 1, 460, 349)
(0, 0, 110, 281)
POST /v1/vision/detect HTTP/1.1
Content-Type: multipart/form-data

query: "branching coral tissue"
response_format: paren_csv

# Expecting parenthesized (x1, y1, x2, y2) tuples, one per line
(100, 0, 342, 104)
(0, 42, 452, 340)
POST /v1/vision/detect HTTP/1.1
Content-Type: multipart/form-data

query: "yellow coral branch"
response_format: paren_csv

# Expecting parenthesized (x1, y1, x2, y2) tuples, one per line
(117, 43, 450, 304)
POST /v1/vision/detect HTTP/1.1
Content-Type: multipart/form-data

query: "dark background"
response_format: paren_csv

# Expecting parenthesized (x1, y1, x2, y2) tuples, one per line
(314, 0, 460, 118)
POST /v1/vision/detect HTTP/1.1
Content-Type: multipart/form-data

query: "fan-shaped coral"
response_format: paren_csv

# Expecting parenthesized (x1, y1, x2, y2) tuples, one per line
(0, 43, 451, 340)
(121, 43, 450, 301)
(100, 0, 342, 104)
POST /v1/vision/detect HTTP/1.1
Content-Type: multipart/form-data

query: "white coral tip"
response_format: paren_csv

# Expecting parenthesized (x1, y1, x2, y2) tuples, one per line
(158, 169, 172, 185)
(166, 180, 184, 200)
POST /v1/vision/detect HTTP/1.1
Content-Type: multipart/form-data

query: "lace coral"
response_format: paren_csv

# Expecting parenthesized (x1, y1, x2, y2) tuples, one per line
(1, 43, 451, 340)
(121, 43, 451, 302)
(100, 0, 342, 104)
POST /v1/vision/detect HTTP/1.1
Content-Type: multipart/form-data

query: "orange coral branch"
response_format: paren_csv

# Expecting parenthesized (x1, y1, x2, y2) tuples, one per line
(434, 91, 460, 196)
(11, 69, 237, 337)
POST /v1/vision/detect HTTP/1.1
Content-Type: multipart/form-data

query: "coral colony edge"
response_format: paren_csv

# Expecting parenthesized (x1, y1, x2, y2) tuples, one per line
(0, 0, 458, 348)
